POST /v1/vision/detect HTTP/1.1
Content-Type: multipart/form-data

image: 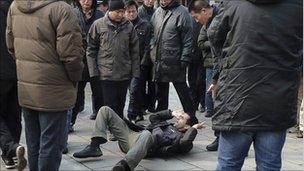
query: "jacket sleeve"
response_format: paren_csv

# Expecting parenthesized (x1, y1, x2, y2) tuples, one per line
(149, 110, 173, 124)
(86, 21, 100, 77)
(178, 11, 194, 62)
(5, 7, 15, 59)
(130, 26, 140, 78)
(54, 4, 84, 82)
(141, 23, 152, 66)
(197, 26, 211, 52)
(207, 3, 230, 84)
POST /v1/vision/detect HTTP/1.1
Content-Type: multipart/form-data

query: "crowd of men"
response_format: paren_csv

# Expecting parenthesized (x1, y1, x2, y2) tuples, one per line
(0, 0, 302, 171)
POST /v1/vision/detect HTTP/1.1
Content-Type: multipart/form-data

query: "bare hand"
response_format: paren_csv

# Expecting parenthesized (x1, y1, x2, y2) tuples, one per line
(192, 122, 206, 129)
(207, 84, 217, 99)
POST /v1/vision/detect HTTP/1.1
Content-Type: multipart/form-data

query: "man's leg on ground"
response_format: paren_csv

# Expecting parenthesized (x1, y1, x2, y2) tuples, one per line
(90, 79, 103, 117)
(124, 130, 154, 170)
(205, 68, 214, 117)
(173, 82, 197, 123)
(101, 80, 121, 118)
(217, 131, 252, 171)
(128, 77, 143, 120)
(117, 80, 130, 118)
(38, 110, 67, 171)
(254, 131, 286, 171)
(92, 106, 133, 150)
(23, 108, 40, 171)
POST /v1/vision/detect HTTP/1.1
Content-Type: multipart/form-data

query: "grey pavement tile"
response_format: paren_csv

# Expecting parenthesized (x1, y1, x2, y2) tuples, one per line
(138, 157, 196, 170)
(60, 155, 91, 171)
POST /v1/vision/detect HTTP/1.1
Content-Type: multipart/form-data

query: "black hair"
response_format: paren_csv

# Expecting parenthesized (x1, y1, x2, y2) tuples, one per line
(125, 0, 138, 10)
(75, 0, 98, 22)
(186, 117, 193, 126)
(188, 0, 210, 13)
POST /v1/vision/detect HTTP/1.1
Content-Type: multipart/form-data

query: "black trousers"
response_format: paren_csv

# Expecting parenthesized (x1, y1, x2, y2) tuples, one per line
(0, 80, 21, 158)
(101, 80, 130, 119)
(188, 63, 206, 110)
(71, 79, 103, 125)
(155, 82, 197, 120)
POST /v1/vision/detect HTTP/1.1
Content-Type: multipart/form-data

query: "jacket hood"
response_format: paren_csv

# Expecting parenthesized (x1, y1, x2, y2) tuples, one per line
(14, 0, 57, 13)
(247, 0, 282, 4)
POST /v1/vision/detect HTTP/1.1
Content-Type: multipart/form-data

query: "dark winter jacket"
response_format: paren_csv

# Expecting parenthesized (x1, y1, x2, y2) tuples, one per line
(207, 0, 303, 131)
(74, 2, 104, 81)
(132, 17, 152, 66)
(138, 4, 156, 22)
(150, 0, 193, 82)
(6, 0, 84, 111)
(86, 13, 140, 81)
(0, 0, 16, 80)
(190, 17, 203, 64)
(197, 5, 219, 68)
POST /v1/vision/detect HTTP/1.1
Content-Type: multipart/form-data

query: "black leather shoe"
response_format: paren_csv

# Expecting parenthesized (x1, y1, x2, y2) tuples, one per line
(206, 137, 219, 151)
(1, 155, 16, 169)
(112, 159, 131, 171)
(73, 145, 103, 158)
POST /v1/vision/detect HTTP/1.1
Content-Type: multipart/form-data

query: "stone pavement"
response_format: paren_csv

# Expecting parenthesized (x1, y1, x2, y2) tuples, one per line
(1, 84, 304, 170)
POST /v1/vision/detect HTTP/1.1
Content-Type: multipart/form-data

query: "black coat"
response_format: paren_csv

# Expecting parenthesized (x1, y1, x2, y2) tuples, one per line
(208, 0, 303, 132)
(0, 1, 16, 80)
(74, 3, 104, 81)
(132, 17, 152, 66)
(150, 1, 193, 82)
(190, 17, 203, 64)
(138, 4, 156, 22)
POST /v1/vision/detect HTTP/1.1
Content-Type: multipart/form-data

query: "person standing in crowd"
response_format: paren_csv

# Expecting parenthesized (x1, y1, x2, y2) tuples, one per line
(6, 0, 84, 170)
(97, 0, 109, 13)
(188, 16, 205, 114)
(190, 0, 219, 151)
(150, 0, 198, 125)
(138, 0, 155, 21)
(193, 0, 302, 170)
(86, 0, 139, 128)
(70, 0, 104, 133)
(125, 0, 152, 122)
(137, 0, 156, 113)
(0, 1, 27, 170)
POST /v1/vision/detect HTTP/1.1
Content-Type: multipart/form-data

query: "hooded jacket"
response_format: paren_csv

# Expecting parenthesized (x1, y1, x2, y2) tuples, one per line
(207, 0, 302, 131)
(6, 0, 84, 111)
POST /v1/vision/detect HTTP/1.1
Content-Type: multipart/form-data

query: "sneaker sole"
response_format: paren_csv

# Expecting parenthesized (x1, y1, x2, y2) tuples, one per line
(16, 146, 27, 171)
(5, 164, 16, 169)
(73, 154, 103, 159)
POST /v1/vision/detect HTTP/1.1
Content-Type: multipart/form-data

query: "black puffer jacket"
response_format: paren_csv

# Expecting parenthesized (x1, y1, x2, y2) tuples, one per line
(150, 0, 193, 82)
(208, 0, 303, 131)
(74, 0, 104, 81)
(0, 0, 16, 80)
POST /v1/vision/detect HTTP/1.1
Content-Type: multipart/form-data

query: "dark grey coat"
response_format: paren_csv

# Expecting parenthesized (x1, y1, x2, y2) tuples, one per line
(86, 14, 140, 81)
(138, 5, 156, 22)
(208, 0, 303, 132)
(150, 1, 193, 82)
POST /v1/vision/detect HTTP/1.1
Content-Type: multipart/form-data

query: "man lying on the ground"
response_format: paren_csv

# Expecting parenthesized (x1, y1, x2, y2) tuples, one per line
(73, 106, 205, 171)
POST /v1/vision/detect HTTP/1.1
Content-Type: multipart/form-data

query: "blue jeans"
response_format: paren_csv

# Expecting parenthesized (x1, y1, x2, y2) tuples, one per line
(205, 68, 214, 115)
(217, 131, 286, 171)
(23, 108, 67, 171)
(63, 109, 72, 150)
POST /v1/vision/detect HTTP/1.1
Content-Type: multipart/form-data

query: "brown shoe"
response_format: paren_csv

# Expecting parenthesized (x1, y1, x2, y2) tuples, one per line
(16, 146, 27, 171)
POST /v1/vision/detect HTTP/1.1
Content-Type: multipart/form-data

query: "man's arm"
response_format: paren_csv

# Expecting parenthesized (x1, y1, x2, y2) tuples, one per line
(178, 12, 193, 64)
(130, 26, 140, 78)
(54, 4, 84, 82)
(86, 21, 101, 78)
(149, 110, 173, 124)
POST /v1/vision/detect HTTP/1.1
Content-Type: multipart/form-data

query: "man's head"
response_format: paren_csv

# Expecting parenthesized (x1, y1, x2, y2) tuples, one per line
(160, 0, 172, 7)
(125, 0, 138, 21)
(143, 0, 154, 8)
(189, 0, 213, 25)
(78, 0, 93, 11)
(97, 0, 109, 13)
(174, 111, 192, 131)
(108, 0, 125, 22)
